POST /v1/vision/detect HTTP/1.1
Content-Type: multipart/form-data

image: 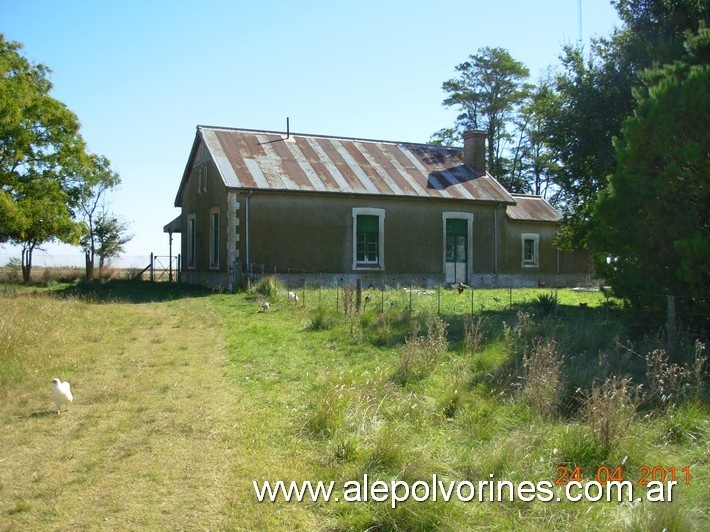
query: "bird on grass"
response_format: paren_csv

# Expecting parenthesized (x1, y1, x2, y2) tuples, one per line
(457, 283, 469, 295)
(288, 291, 299, 302)
(261, 301, 270, 311)
(51, 378, 73, 415)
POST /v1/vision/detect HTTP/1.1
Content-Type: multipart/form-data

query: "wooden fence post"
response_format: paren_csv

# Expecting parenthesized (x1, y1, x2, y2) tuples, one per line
(355, 279, 362, 313)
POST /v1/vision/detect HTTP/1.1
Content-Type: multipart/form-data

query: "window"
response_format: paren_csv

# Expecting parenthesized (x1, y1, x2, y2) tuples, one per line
(352, 208, 385, 270)
(209, 208, 219, 269)
(187, 213, 196, 269)
(357, 215, 379, 263)
(521, 233, 539, 267)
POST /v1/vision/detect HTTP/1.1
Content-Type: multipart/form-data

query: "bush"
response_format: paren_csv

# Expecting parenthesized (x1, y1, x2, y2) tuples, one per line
(644, 346, 706, 410)
(251, 275, 284, 301)
(533, 291, 559, 317)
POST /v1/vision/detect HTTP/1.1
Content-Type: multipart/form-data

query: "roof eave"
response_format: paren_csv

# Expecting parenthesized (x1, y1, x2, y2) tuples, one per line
(174, 128, 204, 207)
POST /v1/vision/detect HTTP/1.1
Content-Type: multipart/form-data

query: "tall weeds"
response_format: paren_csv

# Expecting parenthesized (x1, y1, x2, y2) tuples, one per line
(522, 338, 563, 418)
(583, 376, 638, 453)
(393, 317, 448, 385)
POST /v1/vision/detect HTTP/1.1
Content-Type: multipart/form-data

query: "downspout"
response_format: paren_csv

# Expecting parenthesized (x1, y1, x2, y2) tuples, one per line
(245, 189, 253, 272)
(493, 203, 500, 274)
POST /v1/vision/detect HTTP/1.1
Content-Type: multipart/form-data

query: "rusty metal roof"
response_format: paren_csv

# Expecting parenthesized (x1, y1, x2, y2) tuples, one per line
(506, 194, 562, 223)
(175, 126, 517, 206)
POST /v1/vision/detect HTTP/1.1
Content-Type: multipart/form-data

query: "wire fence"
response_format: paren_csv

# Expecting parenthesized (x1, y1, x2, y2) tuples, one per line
(246, 270, 709, 340)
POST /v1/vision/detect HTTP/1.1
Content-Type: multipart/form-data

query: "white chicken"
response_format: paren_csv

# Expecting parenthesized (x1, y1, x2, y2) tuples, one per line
(51, 377, 73, 415)
(288, 291, 299, 302)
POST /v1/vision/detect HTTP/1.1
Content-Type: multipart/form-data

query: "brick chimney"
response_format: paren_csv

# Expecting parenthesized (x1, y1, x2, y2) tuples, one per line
(463, 129, 486, 175)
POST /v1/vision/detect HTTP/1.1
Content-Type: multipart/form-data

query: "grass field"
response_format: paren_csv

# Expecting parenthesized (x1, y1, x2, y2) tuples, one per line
(0, 279, 707, 530)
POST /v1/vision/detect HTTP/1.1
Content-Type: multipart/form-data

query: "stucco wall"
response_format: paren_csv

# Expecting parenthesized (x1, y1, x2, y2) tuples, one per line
(178, 158, 229, 273)
(242, 191, 496, 276)
(178, 178, 593, 288)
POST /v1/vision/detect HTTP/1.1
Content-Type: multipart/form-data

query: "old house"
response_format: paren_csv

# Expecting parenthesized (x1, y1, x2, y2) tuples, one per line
(165, 126, 589, 289)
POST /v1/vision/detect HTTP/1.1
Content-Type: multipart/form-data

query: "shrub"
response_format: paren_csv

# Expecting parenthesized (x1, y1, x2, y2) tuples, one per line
(251, 275, 284, 301)
(644, 347, 705, 410)
(533, 291, 559, 317)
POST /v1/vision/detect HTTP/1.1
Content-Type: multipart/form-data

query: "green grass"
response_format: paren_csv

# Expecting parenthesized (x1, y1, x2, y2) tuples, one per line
(0, 282, 707, 530)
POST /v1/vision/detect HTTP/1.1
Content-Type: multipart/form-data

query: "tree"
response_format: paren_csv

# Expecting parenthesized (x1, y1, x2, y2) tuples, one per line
(543, 0, 708, 250)
(0, 34, 88, 281)
(510, 80, 561, 201)
(8, 179, 81, 282)
(590, 29, 709, 314)
(77, 155, 120, 279)
(93, 208, 133, 272)
(432, 47, 531, 191)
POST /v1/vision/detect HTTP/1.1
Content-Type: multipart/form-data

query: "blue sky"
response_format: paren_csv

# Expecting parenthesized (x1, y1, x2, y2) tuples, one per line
(0, 0, 621, 266)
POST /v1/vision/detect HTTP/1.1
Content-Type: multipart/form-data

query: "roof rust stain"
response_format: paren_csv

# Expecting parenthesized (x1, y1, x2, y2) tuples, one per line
(191, 126, 517, 205)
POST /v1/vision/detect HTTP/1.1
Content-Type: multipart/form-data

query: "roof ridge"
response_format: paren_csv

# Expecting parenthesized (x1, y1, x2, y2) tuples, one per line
(196, 124, 461, 150)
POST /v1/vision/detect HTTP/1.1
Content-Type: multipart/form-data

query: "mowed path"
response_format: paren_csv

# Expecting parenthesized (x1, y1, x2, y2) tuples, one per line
(0, 294, 247, 529)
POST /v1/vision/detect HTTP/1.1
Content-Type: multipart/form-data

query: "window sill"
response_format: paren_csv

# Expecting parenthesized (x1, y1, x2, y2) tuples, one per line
(354, 264, 384, 271)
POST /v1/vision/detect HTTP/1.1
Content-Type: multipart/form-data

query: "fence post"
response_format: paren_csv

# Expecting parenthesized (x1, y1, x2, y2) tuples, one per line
(471, 284, 474, 317)
(437, 284, 441, 316)
(509, 286, 513, 310)
(667, 295, 676, 353)
(150, 252, 154, 282)
(356, 279, 362, 313)
(336, 280, 339, 313)
(409, 283, 413, 316)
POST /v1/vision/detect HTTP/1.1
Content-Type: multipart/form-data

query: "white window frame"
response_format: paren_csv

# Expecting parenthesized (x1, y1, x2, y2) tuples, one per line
(209, 207, 220, 270)
(521, 233, 540, 267)
(352, 207, 385, 270)
(187, 213, 196, 269)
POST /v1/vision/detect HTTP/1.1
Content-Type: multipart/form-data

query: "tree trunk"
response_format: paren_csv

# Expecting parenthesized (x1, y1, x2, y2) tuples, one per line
(85, 251, 95, 280)
(21, 246, 33, 284)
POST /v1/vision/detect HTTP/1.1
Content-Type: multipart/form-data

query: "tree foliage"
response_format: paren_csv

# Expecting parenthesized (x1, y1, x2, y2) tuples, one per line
(77, 155, 121, 279)
(432, 47, 531, 191)
(544, 0, 708, 250)
(590, 28, 709, 311)
(0, 34, 121, 282)
(94, 207, 133, 272)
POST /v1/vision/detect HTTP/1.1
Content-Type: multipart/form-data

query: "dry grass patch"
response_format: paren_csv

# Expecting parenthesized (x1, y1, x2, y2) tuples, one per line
(0, 290, 243, 529)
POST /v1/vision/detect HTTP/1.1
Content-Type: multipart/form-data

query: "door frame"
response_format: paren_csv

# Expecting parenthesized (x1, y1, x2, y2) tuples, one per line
(442, 212, 474, 284)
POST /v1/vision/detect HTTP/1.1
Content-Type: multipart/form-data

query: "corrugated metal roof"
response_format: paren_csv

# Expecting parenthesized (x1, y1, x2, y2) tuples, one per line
(506, 194, 562, 222)
(176, 126, 517, 206)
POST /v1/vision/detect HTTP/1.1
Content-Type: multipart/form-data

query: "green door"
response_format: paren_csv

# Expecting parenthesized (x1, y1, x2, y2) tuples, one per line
(445, 219, 468, 284)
